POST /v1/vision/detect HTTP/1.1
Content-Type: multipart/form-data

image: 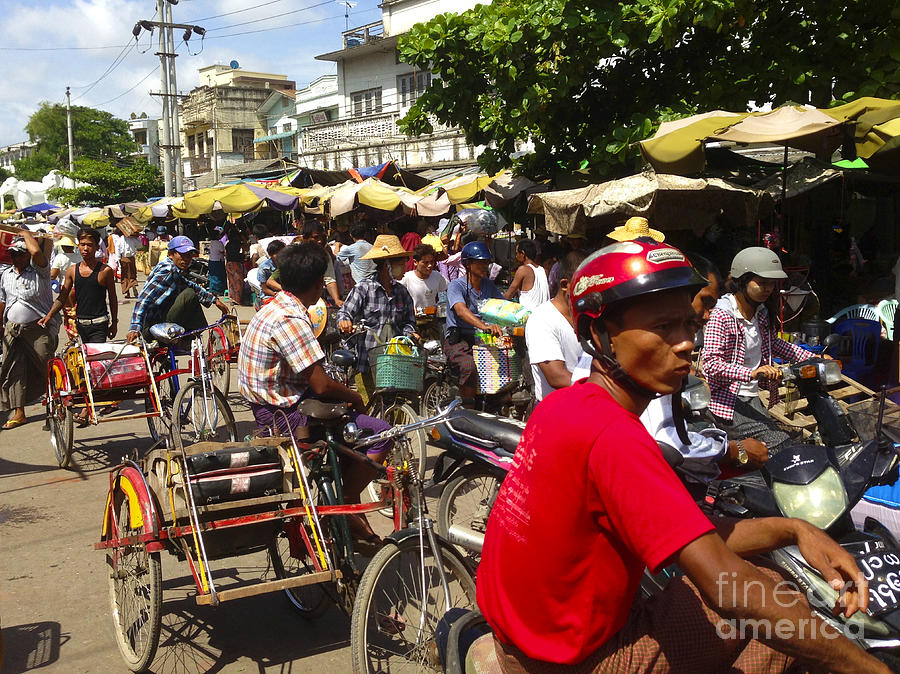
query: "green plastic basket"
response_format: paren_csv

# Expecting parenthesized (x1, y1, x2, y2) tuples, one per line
(369, 341, 425, 392)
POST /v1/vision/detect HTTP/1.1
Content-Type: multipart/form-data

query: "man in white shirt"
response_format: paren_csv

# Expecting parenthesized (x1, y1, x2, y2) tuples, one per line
(114, 224, 142, 298)
(525, 250, 587, 401)
(505, 239, 550, 310)
(401, 243, 448, 341)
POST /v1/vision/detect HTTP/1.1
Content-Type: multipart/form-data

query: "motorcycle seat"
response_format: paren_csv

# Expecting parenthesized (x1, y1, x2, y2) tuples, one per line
(445, 409, 525, 455)
(297, 399, 349, 420)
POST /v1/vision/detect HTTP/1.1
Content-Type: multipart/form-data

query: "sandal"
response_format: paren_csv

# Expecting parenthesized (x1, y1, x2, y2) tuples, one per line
(1, 418, 27, 430)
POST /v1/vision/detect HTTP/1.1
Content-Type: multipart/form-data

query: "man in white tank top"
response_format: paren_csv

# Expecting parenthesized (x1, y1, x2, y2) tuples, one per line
(504, 238, 549, 310)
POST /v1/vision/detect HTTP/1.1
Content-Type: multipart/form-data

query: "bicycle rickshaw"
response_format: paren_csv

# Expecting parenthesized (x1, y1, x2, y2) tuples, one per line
(94, 399, 475, 673)
(45, 339, 168, 469)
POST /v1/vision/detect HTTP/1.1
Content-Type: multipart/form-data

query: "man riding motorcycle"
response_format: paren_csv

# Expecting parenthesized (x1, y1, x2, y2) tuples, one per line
(475, 239, 885, 673)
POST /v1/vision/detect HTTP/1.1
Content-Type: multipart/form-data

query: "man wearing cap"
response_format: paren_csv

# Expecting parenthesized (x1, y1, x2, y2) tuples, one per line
(0, 230, 58, 429)
(126, 235, 230, 342)
(337, 235, 418, 390)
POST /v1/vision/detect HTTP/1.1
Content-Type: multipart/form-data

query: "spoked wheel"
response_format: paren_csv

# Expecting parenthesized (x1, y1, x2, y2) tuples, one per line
(47, 375, 74, 469)
(366, 399, 426, 517)
(268, 522, 330, 618)
(206, 327, 231, 396)
(171, 380, 237, 449)
(350, 536, 477, 673)
(420, 376, 452, 419)
(145, 354, 175, 448)
(437, 468, 503, 567)
(107, 494, 162, 672)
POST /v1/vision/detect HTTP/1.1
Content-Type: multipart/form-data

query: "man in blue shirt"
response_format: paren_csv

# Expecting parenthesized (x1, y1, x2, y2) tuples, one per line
(445, 241, 504, 399)
(336, 224, 376, 283)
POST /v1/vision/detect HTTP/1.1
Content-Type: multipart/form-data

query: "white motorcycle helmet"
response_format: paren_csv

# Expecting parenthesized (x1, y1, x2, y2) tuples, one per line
(730, 247, 787, 280)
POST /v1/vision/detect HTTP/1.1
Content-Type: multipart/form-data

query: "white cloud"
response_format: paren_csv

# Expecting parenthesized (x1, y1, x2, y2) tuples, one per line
(0, 0, 383, 147)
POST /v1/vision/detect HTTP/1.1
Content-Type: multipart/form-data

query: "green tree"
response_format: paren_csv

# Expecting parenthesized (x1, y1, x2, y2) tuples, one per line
(14, 103, 137, 181)
(398, 0, 900, 179)
(48, 158, 163, 205)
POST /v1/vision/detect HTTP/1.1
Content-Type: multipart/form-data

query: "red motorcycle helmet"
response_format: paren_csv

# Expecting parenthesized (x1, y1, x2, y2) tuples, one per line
(570, 238, 707, 392)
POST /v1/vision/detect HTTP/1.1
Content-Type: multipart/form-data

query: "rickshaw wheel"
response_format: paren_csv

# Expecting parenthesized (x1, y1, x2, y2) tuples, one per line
(47, 378, 74, 469)
(145, 354, 175, 448)
(107, 494, 162, 672)
(268, 524, 330, 618)
(206, 328, 231, 396)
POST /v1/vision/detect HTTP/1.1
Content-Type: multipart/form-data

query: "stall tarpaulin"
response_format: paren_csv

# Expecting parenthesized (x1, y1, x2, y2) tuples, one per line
(527, 170, 773, 237)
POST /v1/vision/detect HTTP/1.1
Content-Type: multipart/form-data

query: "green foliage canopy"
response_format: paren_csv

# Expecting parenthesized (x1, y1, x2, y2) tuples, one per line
(14, 103, 137, 181)
(398, 0, 900, 179)
(48, 158, 163, 206)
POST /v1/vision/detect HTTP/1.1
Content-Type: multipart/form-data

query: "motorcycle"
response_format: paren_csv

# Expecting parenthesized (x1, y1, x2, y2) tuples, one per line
(429, 408, 524, 565)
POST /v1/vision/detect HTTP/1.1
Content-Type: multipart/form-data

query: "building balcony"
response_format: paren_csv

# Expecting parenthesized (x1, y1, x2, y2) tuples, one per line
(190, 155, 212, 174)
(343, 21, 384, 49)
(302, 112, 454, 152)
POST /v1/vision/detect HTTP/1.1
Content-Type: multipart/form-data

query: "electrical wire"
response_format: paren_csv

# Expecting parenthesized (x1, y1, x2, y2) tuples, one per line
(185, 0, 288, 23)
(94, 66, 161, 107)
(203, 9, 375, 40)
(203, 0, 333, 31)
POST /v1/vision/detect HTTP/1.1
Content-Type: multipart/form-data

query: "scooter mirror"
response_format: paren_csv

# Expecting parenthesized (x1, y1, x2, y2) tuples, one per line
(823, 333, 841, 349)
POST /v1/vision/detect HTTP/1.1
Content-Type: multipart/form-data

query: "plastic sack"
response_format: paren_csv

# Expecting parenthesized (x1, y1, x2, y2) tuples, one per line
(385, 335, 417, 357)
(477, 298, 531, 327)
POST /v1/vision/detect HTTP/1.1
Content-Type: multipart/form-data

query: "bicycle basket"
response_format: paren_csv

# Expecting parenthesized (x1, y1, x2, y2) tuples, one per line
(473, 344, 521, 394)
(369, 337, 425, 391)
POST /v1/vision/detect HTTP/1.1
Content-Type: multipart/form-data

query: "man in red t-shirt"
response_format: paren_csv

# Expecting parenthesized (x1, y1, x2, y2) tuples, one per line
(476, 238, 886, 673)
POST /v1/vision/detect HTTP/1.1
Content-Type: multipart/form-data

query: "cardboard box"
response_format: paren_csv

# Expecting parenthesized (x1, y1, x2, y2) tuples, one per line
(0, 224, 54, 266)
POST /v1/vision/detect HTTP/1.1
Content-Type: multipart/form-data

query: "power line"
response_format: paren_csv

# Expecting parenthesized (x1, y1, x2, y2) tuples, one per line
(70, 41, 137, 101)
(94, 66, 161, 106)
(185, 0, 288, 23)
(203, 10, 372, 40)
(204, 0, 333, 31)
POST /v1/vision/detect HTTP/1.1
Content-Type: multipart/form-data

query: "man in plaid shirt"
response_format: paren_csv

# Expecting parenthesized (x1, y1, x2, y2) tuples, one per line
(337, 234, 418, 374)
(126, 236, 230, 341)
(702, 247, 819, 454)
(238, 242, 390, 546)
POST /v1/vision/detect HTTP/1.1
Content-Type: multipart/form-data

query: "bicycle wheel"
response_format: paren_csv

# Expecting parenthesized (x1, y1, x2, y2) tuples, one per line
(145, 354, 175, 447)
(171, 380, 237, 448)
(420, 376, 452, 419)
(206, 327, 231, 396)
(437, 468, 503, 567)
(47, 376, 74, 469)
(350, 535, 477, 673)
(268, 522, 330, 618)
(107, 494, 162, 672)
(366, 400, 426, 517)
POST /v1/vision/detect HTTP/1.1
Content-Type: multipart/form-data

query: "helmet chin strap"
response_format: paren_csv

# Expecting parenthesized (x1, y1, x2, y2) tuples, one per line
(580, 327, 659, 400)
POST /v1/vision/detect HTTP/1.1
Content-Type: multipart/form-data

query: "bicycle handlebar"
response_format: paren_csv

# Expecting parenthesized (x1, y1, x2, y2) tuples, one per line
(353, 398, 463, 450)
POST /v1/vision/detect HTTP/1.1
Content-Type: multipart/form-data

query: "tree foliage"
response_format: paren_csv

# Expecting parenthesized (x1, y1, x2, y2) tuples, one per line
(14, 103, 137, 181)
(398, 0, 900, 179)
(48, 158, 163, 206)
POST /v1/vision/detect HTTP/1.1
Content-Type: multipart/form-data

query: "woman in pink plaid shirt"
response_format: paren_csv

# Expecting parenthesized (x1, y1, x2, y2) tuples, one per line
(702, 247, 819, 455)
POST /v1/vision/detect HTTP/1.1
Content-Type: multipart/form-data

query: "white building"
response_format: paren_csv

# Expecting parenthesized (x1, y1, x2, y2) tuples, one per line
(128, 114, 160, 169)
(0, 141, 36, 174)
(308, 0, 484, 170)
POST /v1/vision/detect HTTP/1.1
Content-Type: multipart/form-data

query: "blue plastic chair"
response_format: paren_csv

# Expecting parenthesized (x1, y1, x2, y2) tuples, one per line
(826, 303, 879, 324)
(831, 318, 882, 382)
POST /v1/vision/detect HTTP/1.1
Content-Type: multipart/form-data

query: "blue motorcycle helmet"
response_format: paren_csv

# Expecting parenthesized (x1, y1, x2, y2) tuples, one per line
(460, 241, 492, 262)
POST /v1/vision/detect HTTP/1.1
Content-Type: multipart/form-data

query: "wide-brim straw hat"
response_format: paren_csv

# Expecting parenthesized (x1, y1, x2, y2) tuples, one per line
(607, 216, 665, 243)
(361, 234, 411, 260)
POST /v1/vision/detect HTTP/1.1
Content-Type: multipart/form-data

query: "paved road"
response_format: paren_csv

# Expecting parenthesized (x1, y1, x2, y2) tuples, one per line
(0, 302, 374, 673)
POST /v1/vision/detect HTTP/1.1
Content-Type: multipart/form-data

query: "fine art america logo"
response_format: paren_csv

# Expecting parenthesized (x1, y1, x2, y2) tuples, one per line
(646, 248, 685, 264)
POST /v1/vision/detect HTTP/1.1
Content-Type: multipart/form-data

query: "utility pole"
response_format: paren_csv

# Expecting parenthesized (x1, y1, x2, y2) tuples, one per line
(65, 86, 75, 173)
(155, 0, 173, 196)
(164, 1, 184, 196)
(134, 5, 204, 196)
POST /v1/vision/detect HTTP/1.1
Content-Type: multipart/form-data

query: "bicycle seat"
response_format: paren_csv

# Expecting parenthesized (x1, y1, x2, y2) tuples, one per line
(331, 349, 355, 368)
(149, 322, 186, 345)
(297, 399, 349, 420)
(445, 409, 525, 455)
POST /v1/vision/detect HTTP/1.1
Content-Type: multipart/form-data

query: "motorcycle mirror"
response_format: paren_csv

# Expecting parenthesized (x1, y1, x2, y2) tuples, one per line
(823, 333, 841, 349)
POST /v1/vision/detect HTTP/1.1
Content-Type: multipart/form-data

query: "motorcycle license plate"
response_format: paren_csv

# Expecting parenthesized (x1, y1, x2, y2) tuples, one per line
(856, 550, 900, 616)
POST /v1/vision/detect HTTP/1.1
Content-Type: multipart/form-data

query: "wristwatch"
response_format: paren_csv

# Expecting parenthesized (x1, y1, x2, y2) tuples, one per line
(736, 440, 749, 465)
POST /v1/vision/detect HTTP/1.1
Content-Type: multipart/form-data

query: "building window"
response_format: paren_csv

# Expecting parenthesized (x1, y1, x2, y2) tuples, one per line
(232, 129, 255, 159)
(351, 88, 382, 117)
(133, 130, 147, 146)
(187, 135, 195, 157)
(283, 122, 292, 132)
(397, 71, 431, 108)
(196, 133, 205, 156)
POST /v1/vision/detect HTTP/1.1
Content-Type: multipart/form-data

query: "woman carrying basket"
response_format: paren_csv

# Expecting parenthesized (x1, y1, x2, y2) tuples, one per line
(337, 235, 419, 400)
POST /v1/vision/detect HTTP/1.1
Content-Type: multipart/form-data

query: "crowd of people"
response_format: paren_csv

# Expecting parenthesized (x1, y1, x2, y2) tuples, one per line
(0, 209, 895, 672)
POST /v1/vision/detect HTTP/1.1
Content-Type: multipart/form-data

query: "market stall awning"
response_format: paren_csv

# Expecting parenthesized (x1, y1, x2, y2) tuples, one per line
(640, 106, 845, 175)
(527, 170, 773, 236)
(253, 130, 295, 144)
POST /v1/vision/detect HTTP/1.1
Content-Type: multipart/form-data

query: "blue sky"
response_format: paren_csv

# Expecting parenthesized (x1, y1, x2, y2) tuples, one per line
(0, 0, 384, 147)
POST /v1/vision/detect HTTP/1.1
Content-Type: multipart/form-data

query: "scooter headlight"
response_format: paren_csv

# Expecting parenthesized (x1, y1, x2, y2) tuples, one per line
(821, 359, 842, 385)
(772, 467, 847, 530)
